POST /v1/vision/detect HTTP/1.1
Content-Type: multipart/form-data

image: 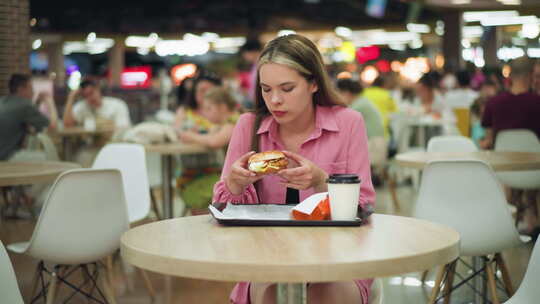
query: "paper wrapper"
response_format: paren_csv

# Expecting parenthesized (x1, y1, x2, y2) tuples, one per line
(291, 192, 331, 221)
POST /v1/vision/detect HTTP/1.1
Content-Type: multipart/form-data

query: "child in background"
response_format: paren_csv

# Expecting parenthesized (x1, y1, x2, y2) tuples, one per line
(178, 87, 240, 149)
(176, 87, 240, 213)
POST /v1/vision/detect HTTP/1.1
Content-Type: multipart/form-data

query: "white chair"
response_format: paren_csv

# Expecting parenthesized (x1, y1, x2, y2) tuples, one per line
(92, 143, 156, 299)
(504, 238, 540, 304)
(427, 135, 478, 153)
(414, 160, 528, 304)
(369, 278, 384, 304)
(495, 130, 540, 228)
(7, 168, 129, 303)
(0, 240, 24, 304)
(93, 143, 151, 223)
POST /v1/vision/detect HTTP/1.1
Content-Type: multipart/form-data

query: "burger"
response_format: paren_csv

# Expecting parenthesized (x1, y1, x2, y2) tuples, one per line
(248, 151, 288, 175)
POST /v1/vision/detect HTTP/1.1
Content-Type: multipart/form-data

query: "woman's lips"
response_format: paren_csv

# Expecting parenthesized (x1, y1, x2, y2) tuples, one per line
(272, 111, 287, 117)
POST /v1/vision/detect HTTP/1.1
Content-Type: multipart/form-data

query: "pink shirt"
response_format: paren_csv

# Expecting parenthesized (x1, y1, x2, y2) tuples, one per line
(214, 105, 375, 304)
(213, 105, 375, 207)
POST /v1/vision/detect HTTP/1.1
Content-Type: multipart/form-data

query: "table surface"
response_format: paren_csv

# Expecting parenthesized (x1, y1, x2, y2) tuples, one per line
(0, 161, 81, 187)
(53, 126, 115, 136)
(396, 151, 540, 171)
(121, 214, 460, 283)
(144, 142, 209, 155)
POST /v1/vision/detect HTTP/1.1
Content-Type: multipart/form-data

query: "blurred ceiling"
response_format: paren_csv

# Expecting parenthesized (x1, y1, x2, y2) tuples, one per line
(426, 0, 540, 9)
(30, 0, 437, 34)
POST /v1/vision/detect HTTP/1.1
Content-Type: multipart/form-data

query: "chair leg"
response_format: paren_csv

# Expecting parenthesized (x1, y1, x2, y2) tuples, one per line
(138, 268, 156, 301)
(28, 263, 41, 303)
(105, 256, 116, 299)
(485, 260, 501, 304)
(442, 261, 457, 304)
(45, 271, 58, 304)
(101, 262, 118, 304)
(429, 264, 448, 304)
(388, 172, 400, 212)
(495, 253, 514, 296)
(420, 270, 429, 285)
(149, 188, 162, 220)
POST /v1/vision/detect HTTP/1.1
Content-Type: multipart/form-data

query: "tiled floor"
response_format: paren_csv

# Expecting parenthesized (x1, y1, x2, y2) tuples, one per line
(1, 181, 534, 303)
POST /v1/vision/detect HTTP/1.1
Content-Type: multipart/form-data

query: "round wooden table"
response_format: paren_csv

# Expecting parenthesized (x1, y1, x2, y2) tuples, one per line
(53, 126, 115, 161)
(121, 214, 460, 303)
(0, 161, 81, 187)
(144, 142, 209, 219)
(396, 151, 540, 171)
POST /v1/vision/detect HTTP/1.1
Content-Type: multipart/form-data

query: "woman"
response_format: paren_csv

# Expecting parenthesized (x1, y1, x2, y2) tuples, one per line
(178, 87, 240, 149)
(174, 72, 222, 132)
(213, 34, 375, 304)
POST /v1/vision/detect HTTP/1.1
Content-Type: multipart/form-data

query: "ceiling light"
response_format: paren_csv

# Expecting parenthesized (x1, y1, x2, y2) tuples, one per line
(32, 39, 42, 50)
(407, 23, 430, 34)
(463, 10, 519, 23)
(335, 26, 352, 38)
(481, 16, 538, 27)
(86, 32, 96, 43)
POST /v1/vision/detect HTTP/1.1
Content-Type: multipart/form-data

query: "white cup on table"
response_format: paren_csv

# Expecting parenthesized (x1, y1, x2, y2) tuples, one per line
(327, 174, 361, 221)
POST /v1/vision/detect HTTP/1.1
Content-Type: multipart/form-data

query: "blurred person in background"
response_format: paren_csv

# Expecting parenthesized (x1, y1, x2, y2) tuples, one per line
(0, 74, 50, 160)
(63, 79, 131, 129)
(337, 78, 386, 186)
(35, 91, 58, 130)
(238, 38, 263, 108)
(481, 58, 540, 147)
(444, 70, 478, 109)
(362, 75, 398, 139)
(174, 72, 222, 133)
(481, 58, 540, 237)
(177, 87, 240, 212)
(173, 72, 225, 214)
(415, 72, 445, 115)
(470, 80, 501, 148)
(336, 78, 384, 140)
(533, 60, 540, 95)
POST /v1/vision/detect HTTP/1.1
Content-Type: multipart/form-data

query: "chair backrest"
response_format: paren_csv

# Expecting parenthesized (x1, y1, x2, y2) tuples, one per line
(37, 133, 60, 161)
(495, 129, 540, 153)
(414, 160, 523, 256)
(25, 169, 129, 265)
(0, 241, 24, 304)
(510, 237, 540, 302)
(93, 143, 150, 223)
(369, 278, 384, 304)
(494, 129, 540, 190)
(427, 135, 477, 153)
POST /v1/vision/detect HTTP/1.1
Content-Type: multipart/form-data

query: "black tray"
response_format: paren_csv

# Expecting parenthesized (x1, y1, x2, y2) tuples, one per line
(209, 202, 373, 227)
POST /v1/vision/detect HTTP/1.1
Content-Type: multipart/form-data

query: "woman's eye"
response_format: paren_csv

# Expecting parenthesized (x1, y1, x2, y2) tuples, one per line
(282, 87, 294, 92)
(262, 87, 271, 93)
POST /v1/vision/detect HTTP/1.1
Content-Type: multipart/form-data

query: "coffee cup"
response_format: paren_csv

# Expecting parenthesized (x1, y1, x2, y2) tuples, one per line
(326, 174, 361, 221)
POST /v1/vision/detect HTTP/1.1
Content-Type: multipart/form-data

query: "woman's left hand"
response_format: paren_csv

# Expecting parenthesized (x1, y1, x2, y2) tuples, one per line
(277, 151, 328, 192)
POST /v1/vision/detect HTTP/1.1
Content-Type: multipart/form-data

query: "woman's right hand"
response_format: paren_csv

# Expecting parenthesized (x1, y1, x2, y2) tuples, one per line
(225, 151, 263, 195)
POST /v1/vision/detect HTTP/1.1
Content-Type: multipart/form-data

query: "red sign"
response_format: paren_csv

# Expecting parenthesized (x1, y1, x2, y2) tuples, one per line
(121, 66, 152, 89)
(356, 46, 380, 64)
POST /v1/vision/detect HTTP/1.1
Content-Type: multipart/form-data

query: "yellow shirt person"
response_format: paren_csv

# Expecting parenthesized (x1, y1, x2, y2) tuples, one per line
(362, 86, 398, 139)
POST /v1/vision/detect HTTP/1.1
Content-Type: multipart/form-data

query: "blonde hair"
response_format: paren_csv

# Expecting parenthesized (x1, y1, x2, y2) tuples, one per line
(204, 87, 237, 111)
(251, 34, 345, 151)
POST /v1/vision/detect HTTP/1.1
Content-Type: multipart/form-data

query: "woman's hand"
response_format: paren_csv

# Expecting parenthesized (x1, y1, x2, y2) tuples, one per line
(278, 151, 328, 192)
(225, 151, 264, 195)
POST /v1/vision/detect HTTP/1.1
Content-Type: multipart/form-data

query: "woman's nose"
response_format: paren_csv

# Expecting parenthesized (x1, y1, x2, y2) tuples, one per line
(270, 91, 282, 104)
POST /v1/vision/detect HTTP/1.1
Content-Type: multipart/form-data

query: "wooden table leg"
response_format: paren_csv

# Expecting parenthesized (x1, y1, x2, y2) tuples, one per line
(161, 155, 174, 219)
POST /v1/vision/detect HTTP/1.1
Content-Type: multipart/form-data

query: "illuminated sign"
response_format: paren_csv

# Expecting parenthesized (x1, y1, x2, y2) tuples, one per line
(121, 66, 152, 89)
